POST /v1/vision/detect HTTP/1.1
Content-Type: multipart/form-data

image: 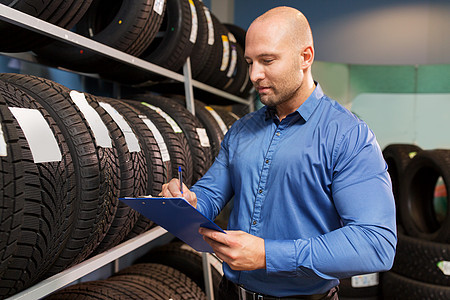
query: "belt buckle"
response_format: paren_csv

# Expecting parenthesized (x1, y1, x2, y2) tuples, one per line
(238, 286, 264, 300)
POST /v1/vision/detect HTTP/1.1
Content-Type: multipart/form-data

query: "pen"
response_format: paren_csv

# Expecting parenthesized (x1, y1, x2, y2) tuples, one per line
(178, 166, 183, 196)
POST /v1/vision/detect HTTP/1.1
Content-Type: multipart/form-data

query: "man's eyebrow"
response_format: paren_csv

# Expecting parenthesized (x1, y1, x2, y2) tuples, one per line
(244, 53, 277, 60)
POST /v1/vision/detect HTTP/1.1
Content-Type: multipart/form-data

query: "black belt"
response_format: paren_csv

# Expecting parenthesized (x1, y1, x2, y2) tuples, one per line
(222, 276, 337, 300)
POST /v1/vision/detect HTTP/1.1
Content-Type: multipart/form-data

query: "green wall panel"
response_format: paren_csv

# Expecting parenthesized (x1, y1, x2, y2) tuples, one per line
(417, 65, 450, 93)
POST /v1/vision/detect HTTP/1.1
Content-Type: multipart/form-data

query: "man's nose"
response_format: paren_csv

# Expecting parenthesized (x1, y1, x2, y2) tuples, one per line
(249, 63, 264, 83)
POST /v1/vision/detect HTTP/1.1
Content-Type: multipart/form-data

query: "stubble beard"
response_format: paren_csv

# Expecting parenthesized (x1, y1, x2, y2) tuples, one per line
(259, 82, 303, 108)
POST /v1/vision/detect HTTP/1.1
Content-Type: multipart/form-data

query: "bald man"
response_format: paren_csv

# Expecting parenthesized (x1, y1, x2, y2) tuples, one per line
(161, 6, 396, 300)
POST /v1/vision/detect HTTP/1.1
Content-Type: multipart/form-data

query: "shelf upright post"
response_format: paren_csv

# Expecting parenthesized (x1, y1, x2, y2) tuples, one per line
(183, 57, 195, 115)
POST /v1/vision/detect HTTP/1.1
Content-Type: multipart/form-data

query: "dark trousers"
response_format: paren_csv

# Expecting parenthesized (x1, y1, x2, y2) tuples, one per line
(218, 276, 339, 300)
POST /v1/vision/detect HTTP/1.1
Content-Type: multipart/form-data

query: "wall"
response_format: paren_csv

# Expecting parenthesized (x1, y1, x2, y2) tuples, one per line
(234, 0, 450, 65)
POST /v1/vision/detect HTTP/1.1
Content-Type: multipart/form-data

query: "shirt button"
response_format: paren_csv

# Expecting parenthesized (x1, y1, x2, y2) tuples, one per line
(276, 132, 281, 136)
(253, 220, 257, 225)
(259, 189, 263, 194)
(265, 159, 269, 163)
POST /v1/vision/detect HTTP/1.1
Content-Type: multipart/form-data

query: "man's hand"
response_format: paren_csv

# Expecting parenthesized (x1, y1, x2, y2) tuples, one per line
(199, 228, 266, 271)
(159, 178, 197, 208)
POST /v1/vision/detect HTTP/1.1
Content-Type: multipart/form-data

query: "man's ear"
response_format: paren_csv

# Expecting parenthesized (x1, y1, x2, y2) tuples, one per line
(301, 46, 314, 70)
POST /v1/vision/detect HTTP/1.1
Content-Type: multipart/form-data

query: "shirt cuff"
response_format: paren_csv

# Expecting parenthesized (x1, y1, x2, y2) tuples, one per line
(265, 239, 297, 277)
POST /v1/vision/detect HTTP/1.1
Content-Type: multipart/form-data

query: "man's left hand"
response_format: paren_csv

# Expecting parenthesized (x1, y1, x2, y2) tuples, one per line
(199, 228, 266, 271)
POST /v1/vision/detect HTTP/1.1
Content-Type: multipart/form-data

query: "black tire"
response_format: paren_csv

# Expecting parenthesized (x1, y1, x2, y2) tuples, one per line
(189, 0, 210, 77)
(172, 96, 224, 158)
(338, 274, 380, 298)
(132, 0, 196, 83)
(194, 13, 224, 84)
(81, 94, 145, 254)
(126, 99, 194, 186)
(0, 0, 93, 52)
(45, 279, 157, 299)
(92, 97, 165, 252)
(223, 23, 253, 98)
(136, 241, 222, 299)
(399, 149, 450, 242)
(203, 15, 233, 89)
(132, 94, 211, 184)
(34, 0, 164, 73)
(110, 263, 206, 300)
(392, 233, 450, 286)
(108, 274, 196, 299)
(222, 42, 249, 96)
(382, 144, 422, 227)
(0, 73, 120, 275)
(212, 107, 240, 129)
(0, 89, 24, 279)
(0, 79, 76, 296)
(382, 271, 450, 300)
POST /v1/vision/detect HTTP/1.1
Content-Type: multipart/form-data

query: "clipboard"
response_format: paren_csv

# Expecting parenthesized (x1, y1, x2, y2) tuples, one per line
(119, 197, 225, 252)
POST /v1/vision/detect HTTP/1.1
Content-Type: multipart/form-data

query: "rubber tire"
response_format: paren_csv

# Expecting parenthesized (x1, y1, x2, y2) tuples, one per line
(131, 94, 211, 184)
(110, 263, 206, 299)
(0, 79, 76, 296)
(45, 279, 158, 299)
(136, 241, 222, 299)
(392, 232, 450, 286)
(171, 96, 224, 158)
(382, 144, 422, 227)
(125, 99, 194, 186)
(34, 0, 163, 73)
(91, 97, 165, 253)
(0, 0, 93, 52)
(0, 86, 25, 280)
(399, 149, 450, 242)
(212, 107, 240, 129)
(0, 73, 120, 275)
(189, 0, 210, 78)
(382, 271, 450, 300)
(132, 0, 196, 84)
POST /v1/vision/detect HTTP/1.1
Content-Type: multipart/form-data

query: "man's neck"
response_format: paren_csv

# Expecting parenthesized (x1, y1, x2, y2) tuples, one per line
(276, 78, 315, 121)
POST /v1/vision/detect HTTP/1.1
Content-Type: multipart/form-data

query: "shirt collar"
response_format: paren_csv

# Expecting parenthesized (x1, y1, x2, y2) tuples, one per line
(264, 81, 324, 122)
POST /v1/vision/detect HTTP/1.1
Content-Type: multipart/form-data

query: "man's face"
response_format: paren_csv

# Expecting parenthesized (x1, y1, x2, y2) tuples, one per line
(244, 21, 304, 107)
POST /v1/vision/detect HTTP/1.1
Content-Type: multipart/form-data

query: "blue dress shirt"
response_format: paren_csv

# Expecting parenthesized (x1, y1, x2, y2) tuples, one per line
(191, 83, 397, 297)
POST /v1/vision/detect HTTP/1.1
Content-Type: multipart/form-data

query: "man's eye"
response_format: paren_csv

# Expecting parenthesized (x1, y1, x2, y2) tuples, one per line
(263, 59, 273, 64)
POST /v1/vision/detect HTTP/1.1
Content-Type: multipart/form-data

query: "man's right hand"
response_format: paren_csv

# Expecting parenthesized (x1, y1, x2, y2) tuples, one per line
(159, 178, 198, 208)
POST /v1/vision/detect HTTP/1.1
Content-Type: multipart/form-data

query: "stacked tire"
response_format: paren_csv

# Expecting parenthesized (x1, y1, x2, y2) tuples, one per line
(381, 144, 450, 299)
(0, 0, 252, 98)
(0, 73, 238, 297)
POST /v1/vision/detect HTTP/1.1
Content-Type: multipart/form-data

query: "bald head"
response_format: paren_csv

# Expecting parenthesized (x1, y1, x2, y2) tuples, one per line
(248, 6, 313, 51)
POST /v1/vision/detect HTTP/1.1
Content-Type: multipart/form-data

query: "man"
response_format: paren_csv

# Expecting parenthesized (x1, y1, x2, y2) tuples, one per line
(161, 6, 397, 300)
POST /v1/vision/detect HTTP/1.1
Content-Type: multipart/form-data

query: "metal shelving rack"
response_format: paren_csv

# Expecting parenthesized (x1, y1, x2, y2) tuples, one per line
(0, 3, 251, 299)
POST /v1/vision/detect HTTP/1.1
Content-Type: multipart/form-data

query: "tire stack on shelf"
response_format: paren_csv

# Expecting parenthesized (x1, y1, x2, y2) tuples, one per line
(0, 73, 240, 298)
(0, 0, 253, 99)
(380, 144, 450, 299)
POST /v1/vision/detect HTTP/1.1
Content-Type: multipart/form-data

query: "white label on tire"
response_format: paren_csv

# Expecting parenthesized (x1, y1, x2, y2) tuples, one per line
(70, 91, 112, 148)
(228, 32, 237, 44)
(437, 261, 450, 275)
(220, 35, 230, 71)
(228, 111, 240, 121)
(196, 128, 210, 147)
(99, 102, 141, 153)
(205, 106, 227, 135)
(188, 0, 198, 44)
(139, 115, 170, 162)
(351, 273, 379, 288)
(9, 107, 61, 163)
(0, 124, 7, 156)
(140, 102, 183, 133)
(227, 45, 237, 78)
(153, 0, 165, 15)
(204, 7, 214, 45)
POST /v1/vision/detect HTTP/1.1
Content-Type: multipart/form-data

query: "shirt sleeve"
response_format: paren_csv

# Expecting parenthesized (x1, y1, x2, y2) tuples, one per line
(265, 123, 397, 279)
(190, 129, 234, 221)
